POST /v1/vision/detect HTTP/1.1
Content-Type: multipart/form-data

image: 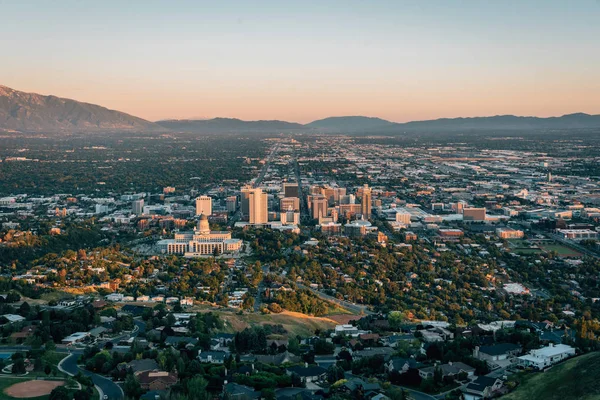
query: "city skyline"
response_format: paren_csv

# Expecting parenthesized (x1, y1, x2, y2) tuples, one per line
(1, 0, 599, 123)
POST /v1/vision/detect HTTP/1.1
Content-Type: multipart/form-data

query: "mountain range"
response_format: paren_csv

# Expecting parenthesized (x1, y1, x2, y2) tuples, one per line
(1, 84, 600, 134)
(0, 85, 163, 133)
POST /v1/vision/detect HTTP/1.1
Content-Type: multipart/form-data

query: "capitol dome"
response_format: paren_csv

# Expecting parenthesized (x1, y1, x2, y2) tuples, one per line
(197, 213, 210, 234)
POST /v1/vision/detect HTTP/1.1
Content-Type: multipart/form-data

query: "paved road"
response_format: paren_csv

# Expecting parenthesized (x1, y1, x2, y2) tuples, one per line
(60, 353, 123, 400)
(254, 144, 280, 188)
(297, 284, 374, 315)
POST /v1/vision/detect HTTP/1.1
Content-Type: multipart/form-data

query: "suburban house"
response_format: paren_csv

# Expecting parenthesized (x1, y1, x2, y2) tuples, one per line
(474, 343, 521, 362)
(244, 351, 302, 366)
(418, 362, 476, 379)
(137, 370, 178, 391)
(286, 365, 327, 383)
(165, 336, 198, 347)
(223, 382, 260, 400)
(517, 343, 576, 369)
(124, 359, 159, 375)
(198, 350, 227, 364)
(462, 376, 504, 400)
(385, 357, 420, 374)
(352, 347, 392, 361)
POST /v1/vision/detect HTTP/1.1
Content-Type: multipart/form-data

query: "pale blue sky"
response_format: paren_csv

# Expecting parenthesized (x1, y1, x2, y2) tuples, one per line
(1, 0, 599, 122)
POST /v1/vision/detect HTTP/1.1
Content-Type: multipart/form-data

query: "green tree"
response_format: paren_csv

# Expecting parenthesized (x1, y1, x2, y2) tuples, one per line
(123, 374, 142, 400)
(49, 386, 70, 400)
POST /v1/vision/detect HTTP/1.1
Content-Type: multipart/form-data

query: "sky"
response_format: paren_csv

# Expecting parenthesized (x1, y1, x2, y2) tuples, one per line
(1, 0, 599, 123)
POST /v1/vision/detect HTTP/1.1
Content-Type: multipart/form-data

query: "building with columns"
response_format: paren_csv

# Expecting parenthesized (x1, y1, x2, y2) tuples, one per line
(158, 214, 242, 257)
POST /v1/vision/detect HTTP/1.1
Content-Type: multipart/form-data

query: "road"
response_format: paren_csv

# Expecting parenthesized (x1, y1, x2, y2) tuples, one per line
(297, 283, 374, 315)
(59, 353, 124, 400)
(292, 157, 309, 220)
(253, 143, 280, 188)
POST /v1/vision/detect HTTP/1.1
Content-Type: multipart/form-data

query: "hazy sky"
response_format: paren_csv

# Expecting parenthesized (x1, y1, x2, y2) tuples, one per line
(1, 0, 599, 123)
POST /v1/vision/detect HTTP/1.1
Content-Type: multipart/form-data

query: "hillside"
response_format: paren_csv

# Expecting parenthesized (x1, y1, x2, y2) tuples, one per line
(502, 352, 600, 400)
(156, 117, 306, 133)
(0, 85, 164, 133)
(396, 113, 600, 132)
(307, 116, 395, 132)
(307, 113, 600, 133)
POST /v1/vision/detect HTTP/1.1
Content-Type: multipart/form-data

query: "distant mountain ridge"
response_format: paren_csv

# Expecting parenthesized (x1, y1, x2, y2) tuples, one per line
(395, 112, 600, 132)
(305, 114, 600, 132)
(1, 84, 599, 134)
(156, 117, 305, 133)
(0, 85, 164, 133)
(307, 116, 395, 131)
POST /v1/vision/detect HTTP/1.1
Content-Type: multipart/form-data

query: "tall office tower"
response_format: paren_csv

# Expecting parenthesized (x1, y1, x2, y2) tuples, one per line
(248, 188, 268, 224)
(322, 187, 335, 205)
(280, 197, 300, 212)
(283, 183, 299, 198)
(132, 199, 144, 215)
(333, 187, 347, 203)
(226, 196, 237, 213)
(340, 194, 355, 205)
(195, 196, 212, 216)
(240, 185, 253, 218)
(311, 196, 328, 220)
(361, 184, 372, 219)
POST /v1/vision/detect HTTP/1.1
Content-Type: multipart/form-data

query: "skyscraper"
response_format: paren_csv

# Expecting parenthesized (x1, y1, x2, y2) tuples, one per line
(195, 196, 212, 216)
(283, 183, 299, 198)
(361, 184, 372, 219)
(248, 188, 268, 224)
(132, 199, 144, 215)
(226, 196, 237, 213)
(240, 185, 253, 218)
(311, 196, 328, 220)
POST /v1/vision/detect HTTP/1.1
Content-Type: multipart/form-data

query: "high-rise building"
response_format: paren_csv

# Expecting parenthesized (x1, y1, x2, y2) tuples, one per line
(311, 196, 328, 220)
(463, 208, 486, 221)
(361, 184, 372, 219)
(248, 188, 268, 224)
(340, 194, 355, 205)
(226, 196, 237, 213)
(195, 196, 212, 216)
(132, 199, 144, 215)
(283, 183, 299, 198)
(240, 185, 253, 218)
(280, 197, 300, 212)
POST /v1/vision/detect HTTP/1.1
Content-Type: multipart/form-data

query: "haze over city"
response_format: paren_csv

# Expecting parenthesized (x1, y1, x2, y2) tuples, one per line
(1, 0, 600, 123)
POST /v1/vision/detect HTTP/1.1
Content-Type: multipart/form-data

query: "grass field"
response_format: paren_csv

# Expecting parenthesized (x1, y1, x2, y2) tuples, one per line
(502, 352, 600, 400)
(539, 244, 583, 257)
(215, 310, 337, 336)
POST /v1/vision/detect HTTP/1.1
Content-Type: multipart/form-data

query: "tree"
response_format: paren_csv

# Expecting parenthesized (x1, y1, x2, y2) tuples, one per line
(12, 358, 26, 374)
(49, 386, 70, 400)
(73, 390, 91, 400)
(187, 376, 209, 400)
(123, 373, 142, 400)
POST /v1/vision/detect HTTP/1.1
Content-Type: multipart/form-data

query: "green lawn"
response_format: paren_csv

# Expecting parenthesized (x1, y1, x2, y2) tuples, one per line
(502, 352, 600, 400)
(539, 244, 582, 257)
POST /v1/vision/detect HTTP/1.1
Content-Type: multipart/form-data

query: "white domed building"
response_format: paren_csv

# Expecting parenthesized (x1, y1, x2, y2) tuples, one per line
(158, 214, 242, 257)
